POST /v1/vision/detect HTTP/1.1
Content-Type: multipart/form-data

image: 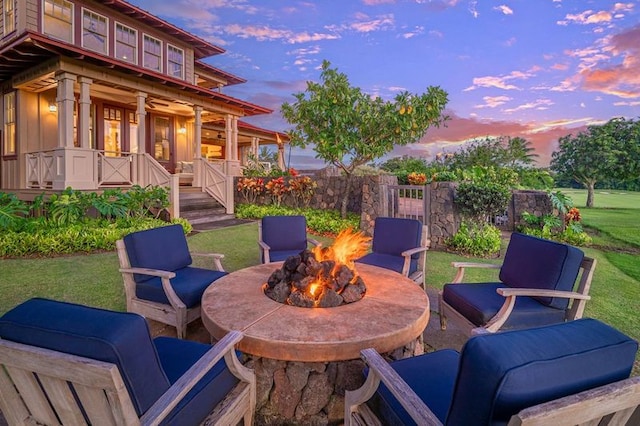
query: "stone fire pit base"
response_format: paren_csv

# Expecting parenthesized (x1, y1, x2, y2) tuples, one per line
(247, 337, 424, 425)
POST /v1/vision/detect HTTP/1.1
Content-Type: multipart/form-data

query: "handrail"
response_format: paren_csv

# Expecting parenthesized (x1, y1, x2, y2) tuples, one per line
(198, 158, 232, 213)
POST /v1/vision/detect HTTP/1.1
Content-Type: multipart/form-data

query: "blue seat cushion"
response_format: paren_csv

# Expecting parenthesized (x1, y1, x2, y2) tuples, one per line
(124, 224, 192, 283)
(154, 337, 240, 426)
(356, 252, 418, 276)
(371, 217, 422, 260)
(442, 283, 567, 329)
(369, 349, 459, 426)
(0, 298, 170, 416)
(447, 318, 638, 426)
(261, 215, 308, 252)
(136, 266, 227, 308)
(499, 233, 584, 309)
(268, 249, 306, 263)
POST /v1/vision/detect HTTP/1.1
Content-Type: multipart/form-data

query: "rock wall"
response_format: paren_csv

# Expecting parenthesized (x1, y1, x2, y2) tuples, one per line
(233, 176, 552, 248)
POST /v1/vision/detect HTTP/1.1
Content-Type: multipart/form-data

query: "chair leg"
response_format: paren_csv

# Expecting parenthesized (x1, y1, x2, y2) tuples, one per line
(440, 311, 447, 330)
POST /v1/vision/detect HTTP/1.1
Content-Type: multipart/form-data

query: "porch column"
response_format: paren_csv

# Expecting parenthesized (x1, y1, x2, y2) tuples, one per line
(251, 137, 259, 159)
(78, 76, 92, 149)
(224, 114, 241, 176)
(136, 92, 147, 154)
(56, 72, 76, 148)
(277, 134, 285, 170)
(194, 106, 202, 159)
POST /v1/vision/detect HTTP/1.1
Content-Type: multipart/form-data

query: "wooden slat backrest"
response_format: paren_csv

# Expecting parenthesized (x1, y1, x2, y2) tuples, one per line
(0, 338, 139, 426)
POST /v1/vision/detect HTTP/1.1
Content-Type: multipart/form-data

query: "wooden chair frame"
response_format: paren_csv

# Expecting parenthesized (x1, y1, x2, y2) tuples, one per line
(116, 239, 225, 339)
(0, 330, 256, 426)
(257, 220, 320, 264)
(402, 224, 430, 288)
(439, 256, 596, 335)
(345, 347, 640, 426)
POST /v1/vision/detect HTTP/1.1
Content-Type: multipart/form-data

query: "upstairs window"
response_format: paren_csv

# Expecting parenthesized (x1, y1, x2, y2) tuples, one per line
(3, 91, 16, 156)
(43, 0, 73, 43)
(143, 34, 162, 72)
(115, 22, 137, 64)
(82, 8, 107, 54)
(4, 0, 15, 35)
(167, 44, 184, 79)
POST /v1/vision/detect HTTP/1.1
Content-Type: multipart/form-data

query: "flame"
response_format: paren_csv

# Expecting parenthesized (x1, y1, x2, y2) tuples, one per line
(312, 228, 371, 270)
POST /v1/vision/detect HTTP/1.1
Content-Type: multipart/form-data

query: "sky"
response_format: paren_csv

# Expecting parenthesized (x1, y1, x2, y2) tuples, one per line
(127, 0, 640, 169)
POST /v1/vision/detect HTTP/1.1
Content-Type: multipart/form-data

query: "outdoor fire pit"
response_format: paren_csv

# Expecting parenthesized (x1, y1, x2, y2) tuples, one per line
(202, 260, 429, 425)
(264, 229, 370, 308)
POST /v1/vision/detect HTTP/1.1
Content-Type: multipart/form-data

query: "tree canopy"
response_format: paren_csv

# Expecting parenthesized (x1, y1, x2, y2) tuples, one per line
(281, 60, 448, 217)
(550, 117, 640, 207)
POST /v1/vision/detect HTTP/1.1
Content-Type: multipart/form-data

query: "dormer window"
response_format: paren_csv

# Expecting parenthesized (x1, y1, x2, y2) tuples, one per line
(167, 44, 184, 79)
(82, 8, 108, 54)
(116, 23, 137, 64)
(43, 0, 73, 43)
(143, 34, 162, 72)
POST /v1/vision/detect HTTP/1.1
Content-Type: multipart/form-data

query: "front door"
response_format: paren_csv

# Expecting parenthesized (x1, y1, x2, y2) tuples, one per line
(150, 115, 174, 172)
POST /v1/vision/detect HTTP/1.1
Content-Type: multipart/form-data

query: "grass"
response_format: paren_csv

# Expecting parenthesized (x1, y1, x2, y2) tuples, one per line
(0, 188, 638, 368)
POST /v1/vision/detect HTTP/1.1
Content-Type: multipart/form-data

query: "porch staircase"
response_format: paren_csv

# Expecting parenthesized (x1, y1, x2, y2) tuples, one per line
(179, 187, 250, 231)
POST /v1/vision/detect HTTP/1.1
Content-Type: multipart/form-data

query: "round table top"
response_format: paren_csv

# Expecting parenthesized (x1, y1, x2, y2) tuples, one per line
(201, 262, 430, 362)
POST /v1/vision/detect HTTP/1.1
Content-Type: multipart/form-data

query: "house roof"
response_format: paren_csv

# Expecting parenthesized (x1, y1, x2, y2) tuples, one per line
(195, 60, 247, 87)
(205, 119, 290, 144)
(0, 32, 271, 116)
(96, 0, 224, 59)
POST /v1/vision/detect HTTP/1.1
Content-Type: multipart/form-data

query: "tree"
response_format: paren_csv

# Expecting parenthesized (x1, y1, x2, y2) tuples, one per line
(447, 136, 538, 170)
(503, 136, 539, 167)
(550, 117, 640, 207)
(281, 60, 448, 217)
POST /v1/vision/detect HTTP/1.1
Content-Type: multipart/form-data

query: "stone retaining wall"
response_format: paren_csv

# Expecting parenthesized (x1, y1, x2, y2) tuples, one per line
(234, 176, 552, 249)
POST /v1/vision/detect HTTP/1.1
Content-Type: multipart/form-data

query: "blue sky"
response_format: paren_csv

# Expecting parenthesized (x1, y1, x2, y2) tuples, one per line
(128, 0, 640, 168)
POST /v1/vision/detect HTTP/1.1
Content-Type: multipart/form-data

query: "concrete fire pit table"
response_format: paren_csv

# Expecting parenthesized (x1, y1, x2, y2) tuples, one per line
(201, 262, 429, 424)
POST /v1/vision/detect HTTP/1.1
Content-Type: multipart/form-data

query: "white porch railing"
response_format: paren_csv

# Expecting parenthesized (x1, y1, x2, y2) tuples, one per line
(26, 151, 55, 189)
(198, 158, 233, 214)
(97, 151, 135, 186)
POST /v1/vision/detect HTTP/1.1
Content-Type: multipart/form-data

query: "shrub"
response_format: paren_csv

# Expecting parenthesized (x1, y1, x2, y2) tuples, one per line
(446, 221, 502, 257)
(454, 181, 511, 225)
(234, 204, 359, 236)
(0, 192, 28, 231)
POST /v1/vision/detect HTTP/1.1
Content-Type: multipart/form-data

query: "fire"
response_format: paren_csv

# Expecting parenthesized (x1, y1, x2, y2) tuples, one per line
(263, 228, 372, 308)
(312, 228, 371, 271)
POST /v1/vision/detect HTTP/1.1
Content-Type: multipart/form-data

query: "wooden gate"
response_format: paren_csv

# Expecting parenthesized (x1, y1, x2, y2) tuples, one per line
(385, 184, 430, 224)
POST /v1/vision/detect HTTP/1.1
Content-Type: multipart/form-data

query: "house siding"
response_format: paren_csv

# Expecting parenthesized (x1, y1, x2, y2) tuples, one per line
(25, 0, 38, 31)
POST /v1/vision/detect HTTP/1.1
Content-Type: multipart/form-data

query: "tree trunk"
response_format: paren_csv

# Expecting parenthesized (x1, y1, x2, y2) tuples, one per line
(586, 181, 595, 207)
(340, 173, 353, 219)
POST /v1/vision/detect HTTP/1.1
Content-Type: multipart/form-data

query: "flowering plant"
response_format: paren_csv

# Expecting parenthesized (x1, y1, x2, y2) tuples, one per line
(565, 207, 582, 224)
(289, 176, 317, 207)
(237, 177, 265, 203)
(265, 176, 289, 206)
(408, 172, 427, 185)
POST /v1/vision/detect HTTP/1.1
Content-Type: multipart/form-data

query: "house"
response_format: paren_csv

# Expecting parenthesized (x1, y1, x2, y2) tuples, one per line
(0, 0, 288, 215)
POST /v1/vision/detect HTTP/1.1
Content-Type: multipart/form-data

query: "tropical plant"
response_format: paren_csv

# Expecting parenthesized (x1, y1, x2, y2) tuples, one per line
(0, 192, 28, 231)
(446, 221, 501, 257)
(288, 176, 317, 207)
(264, 176, 289, 207)
(236, 177, 265, 203)
(281, 60, 448, 218)
(454, 181, 511, 226)
(407, 172, 427, 185)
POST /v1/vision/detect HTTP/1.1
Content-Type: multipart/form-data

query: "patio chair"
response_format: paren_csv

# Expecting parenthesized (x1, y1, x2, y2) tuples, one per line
(439, 232, 596, 335)
(116, 224, 227, 339)
(0, 298, 256, 426)
(345, 318, 639, 426)
(355, 217, 429, 287)
(258, 215, 320, 263)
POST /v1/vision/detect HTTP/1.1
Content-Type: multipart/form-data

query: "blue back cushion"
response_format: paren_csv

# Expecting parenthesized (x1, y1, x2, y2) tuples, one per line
(0, 298, 170, 416)
(499, 233, 584, 309)
(372, 217, 422, 259)
(261, 215, 307, 252)
(447, 318, 638, 425)
(123, 224, 192, 283)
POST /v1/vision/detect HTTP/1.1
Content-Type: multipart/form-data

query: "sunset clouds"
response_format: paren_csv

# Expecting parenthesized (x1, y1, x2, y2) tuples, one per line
(129, 0, 638, 167)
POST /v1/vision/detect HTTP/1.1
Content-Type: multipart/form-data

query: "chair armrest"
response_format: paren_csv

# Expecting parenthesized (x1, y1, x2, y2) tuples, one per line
(119, 267, 176, 280)
(482, 288, 592, 333)
(451, 262, 501, 283)
(497, 287, 591, 301)
(140, 330, 251, 425)
(258, 240, 271, 263)
(345, 348, 442, 426)
(308, 238, 321, 247)
(191, 252, 226, 272)
(401, 246, 429, 257)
